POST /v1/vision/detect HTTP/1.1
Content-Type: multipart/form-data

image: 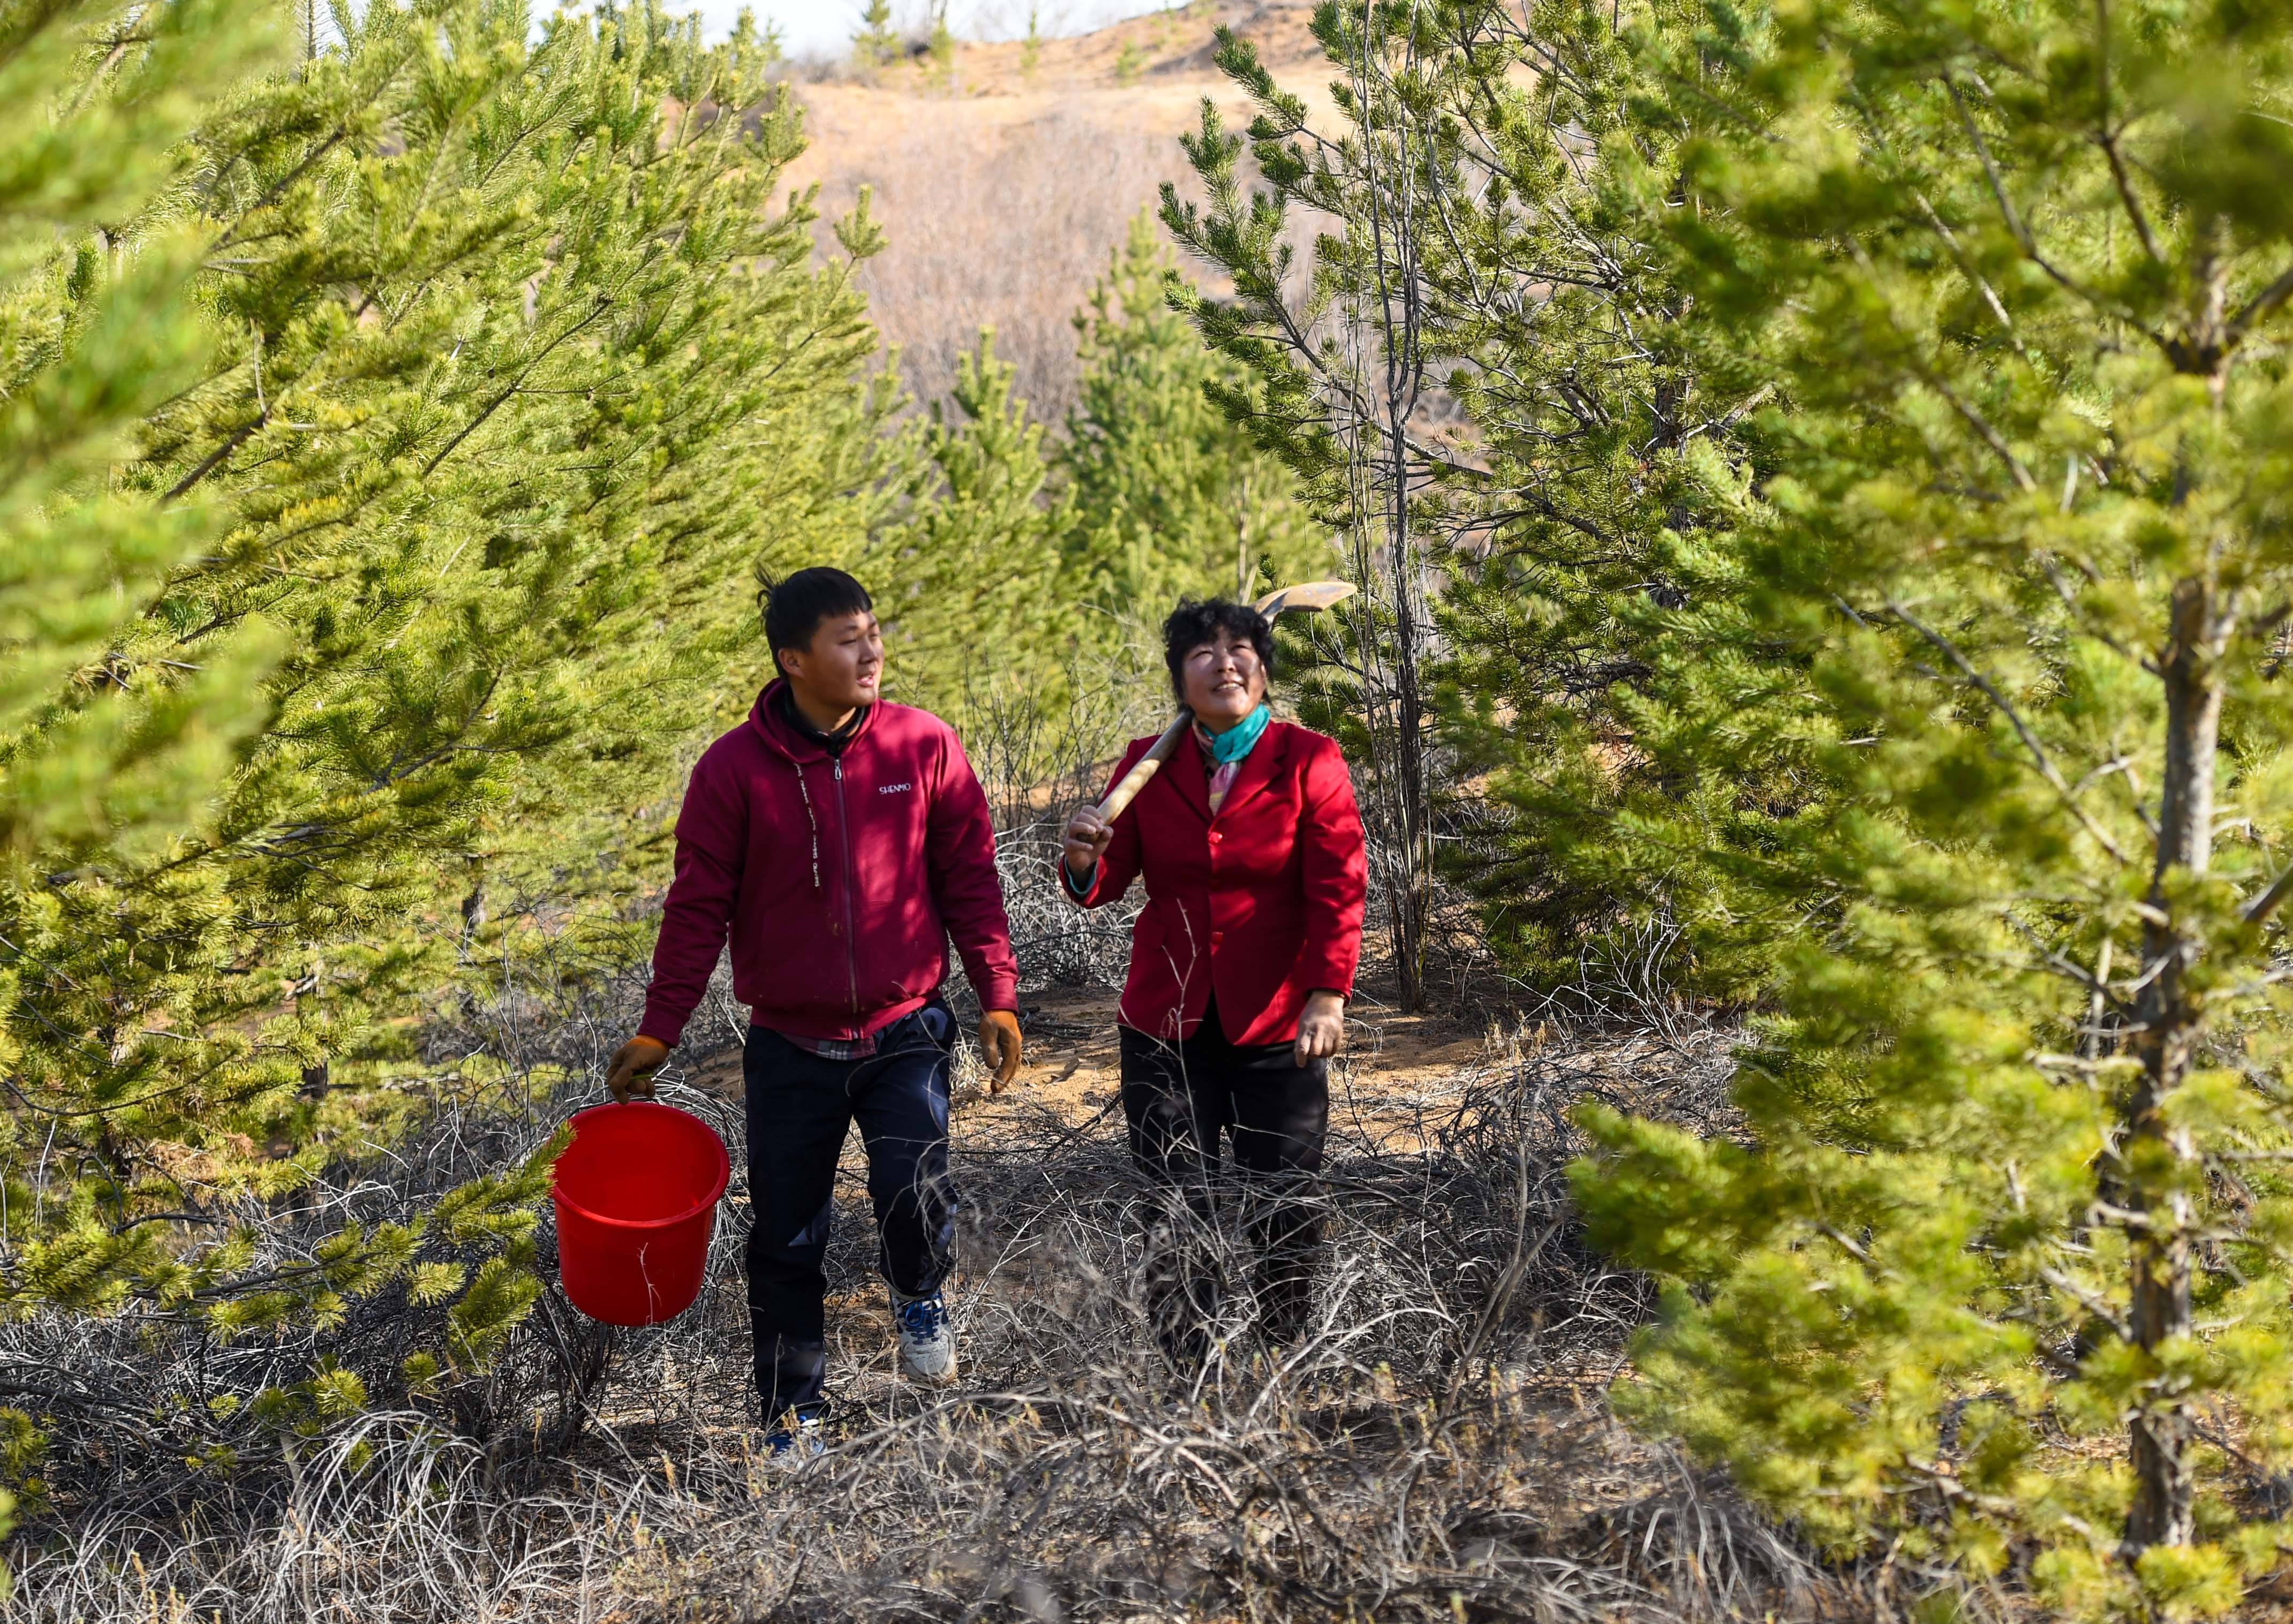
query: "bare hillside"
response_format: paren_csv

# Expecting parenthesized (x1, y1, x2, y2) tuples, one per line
(783, 1, 1330, 421)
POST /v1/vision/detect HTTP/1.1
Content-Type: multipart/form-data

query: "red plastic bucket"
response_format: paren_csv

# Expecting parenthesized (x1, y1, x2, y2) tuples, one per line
(552, 1101, 730, 1327)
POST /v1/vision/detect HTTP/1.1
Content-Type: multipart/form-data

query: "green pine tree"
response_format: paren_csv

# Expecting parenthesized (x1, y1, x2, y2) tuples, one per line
(1059, 212, 1327, 626)
(854, 0, 899, 67)
(925, 0, 955, 80)
(0, 0, 284, 860)
(1019, 6, 1042, 78)
(1163, 2, 1759, 1007)
(1, 0, 889, 1452)
(1571, 0, 2293, 1612)
(870, 333, 1080, 741)
(1176, 2, 1744, 986)
(0, 0, 286, 1562)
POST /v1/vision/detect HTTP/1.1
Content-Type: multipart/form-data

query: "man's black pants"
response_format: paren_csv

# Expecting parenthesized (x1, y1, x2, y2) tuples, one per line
(744, 1003, 956, 1421)
(1118, 1006, 1329, 1361)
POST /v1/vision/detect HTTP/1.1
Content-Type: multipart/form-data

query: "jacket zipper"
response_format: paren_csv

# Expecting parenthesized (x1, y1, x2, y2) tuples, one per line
(833, 756, 859, 1017)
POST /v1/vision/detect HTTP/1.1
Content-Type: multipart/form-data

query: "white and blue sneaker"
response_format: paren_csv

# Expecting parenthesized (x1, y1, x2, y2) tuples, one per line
(892, 1288, 957, 1385)
(764, 1407, 826, 1462)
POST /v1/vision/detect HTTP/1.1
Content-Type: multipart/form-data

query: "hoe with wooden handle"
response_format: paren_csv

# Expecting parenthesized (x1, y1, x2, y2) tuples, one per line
(1090, 580, 1359, 824)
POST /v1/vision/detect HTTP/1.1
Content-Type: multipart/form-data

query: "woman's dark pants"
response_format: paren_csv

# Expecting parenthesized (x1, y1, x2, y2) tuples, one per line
(743, 1004, 956, 1423)
(1118, 1010, 1329, 1362)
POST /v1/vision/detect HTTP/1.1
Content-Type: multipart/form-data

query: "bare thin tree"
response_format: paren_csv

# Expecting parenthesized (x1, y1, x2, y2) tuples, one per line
(1162, 3, 1446, 1008)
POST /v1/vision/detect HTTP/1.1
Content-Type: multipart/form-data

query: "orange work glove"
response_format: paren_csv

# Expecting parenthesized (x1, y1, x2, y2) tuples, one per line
(977, 1009, 1023, 1093)
(605, 1035, 670, 1102)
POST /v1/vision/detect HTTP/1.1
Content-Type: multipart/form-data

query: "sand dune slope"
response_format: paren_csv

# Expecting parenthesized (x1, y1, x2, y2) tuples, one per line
(782, 1, 1329, 419)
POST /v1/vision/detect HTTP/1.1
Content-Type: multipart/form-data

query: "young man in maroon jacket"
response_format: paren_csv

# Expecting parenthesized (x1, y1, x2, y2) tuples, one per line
(604, 568, 1024, 1454)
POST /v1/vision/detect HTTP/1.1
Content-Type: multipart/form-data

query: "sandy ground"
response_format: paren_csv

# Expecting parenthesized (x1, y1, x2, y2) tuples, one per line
(783, 0, 1329, 116)
(678, 982, 1505, 1146)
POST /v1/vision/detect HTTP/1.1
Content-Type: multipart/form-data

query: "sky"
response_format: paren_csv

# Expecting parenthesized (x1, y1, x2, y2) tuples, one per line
(729, 0, 1174, 57)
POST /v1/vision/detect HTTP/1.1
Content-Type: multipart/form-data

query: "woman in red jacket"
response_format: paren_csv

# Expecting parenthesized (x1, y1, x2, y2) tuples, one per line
(1060, 599, 1368, 1361)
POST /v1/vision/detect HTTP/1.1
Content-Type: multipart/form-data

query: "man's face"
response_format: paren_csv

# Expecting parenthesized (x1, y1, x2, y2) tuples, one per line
(781, 610, 884, 710)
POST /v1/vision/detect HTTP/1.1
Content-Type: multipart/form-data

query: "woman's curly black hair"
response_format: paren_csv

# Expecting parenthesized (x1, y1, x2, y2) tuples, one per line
(1163, 599, 1274, 705)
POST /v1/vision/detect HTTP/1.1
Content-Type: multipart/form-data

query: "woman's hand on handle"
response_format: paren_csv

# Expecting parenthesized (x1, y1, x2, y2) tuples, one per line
(606, 1035, 670, 1102)
(1061, 804, 1114, 887)
(1294, 990, 1346, 1067)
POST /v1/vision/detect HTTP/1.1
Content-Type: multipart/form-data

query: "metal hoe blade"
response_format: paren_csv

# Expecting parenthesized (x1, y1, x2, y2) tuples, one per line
(1251, 579, 1357, 618)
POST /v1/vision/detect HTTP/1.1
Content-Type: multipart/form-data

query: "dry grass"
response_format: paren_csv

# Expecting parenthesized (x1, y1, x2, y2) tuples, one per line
(12, 981, 1870, 1623)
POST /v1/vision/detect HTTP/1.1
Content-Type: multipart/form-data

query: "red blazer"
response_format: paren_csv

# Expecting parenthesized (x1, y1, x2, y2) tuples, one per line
(1065, 720, 1367, 1046)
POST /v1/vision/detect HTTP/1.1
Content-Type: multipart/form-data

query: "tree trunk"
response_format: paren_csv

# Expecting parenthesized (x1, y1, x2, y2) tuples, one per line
(1348, 5, 1436, 1014)
(1383, 458, 1432, 1013)
(2124, 574, 2229, 1553)
(1340, 520, 1434, 1015)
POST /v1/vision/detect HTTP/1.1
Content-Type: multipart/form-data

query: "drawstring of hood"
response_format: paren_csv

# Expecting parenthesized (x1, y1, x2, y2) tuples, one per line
(750, 682, 864, 897)
(793, 761, 822, 892)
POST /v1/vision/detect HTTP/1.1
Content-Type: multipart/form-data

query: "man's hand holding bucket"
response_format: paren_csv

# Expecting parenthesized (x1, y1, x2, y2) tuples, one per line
(606, 1036, 670, 1103)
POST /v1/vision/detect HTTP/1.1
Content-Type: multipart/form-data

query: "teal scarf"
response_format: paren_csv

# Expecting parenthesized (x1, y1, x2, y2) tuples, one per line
(1201, 703, 1272, 764)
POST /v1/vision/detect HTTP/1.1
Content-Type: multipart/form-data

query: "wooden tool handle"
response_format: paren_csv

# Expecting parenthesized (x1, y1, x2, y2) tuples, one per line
(1095, 713, 1190, 822)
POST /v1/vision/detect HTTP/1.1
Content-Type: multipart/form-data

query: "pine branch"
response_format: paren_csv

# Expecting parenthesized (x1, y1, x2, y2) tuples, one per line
(1885, 599, 2130, 863)
(161, 415, 261, 502)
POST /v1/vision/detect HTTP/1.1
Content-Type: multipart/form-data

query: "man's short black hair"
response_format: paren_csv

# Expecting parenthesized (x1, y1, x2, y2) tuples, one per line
(760, 567, 873, 668)
(1163, 598, 1274, 704)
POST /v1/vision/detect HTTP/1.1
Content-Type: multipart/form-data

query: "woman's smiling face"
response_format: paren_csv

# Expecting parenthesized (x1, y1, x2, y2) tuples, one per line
(1181, 629, 1268, 729)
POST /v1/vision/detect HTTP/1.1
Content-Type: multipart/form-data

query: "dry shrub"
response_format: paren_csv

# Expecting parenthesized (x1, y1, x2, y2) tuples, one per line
(960, 655, 1168, 990)
(4, 945, 1896, 1623)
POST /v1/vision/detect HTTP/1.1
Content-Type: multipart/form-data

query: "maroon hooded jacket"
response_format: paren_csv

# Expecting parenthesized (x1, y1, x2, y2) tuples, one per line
(637, 681, 1020, 1049)
(1063, 719, 1367, 1047)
